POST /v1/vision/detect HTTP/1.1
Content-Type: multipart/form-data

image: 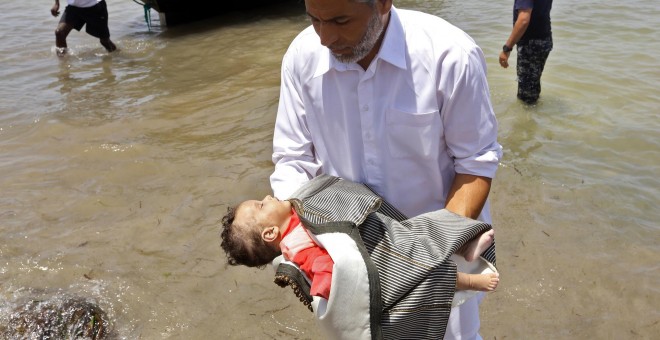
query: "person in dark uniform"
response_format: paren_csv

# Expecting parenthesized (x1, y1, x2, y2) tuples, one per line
(499, 0, 553, 104)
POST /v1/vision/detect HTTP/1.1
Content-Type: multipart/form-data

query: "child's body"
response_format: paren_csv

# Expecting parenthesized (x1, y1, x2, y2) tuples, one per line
(221, 195, 499, 299)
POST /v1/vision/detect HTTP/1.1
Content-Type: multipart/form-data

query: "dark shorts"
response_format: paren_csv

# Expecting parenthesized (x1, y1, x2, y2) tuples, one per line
(60, 0, 110, 39)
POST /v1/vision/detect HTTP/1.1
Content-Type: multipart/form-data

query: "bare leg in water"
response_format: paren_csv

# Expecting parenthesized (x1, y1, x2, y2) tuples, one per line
(54, 22, 73, 56)
(100, 38, 117, 52)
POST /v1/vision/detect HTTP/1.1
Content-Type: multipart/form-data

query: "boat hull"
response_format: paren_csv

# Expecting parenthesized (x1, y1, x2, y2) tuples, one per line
(140, 0, 295, 26)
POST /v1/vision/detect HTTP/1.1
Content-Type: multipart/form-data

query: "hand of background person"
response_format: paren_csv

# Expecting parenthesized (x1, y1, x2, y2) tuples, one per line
(499, 51, 510, 68)
(51, 3, 60, 17)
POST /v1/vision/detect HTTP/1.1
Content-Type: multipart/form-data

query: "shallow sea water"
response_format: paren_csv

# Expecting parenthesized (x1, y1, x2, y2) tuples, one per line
(0, 0, 658, 338)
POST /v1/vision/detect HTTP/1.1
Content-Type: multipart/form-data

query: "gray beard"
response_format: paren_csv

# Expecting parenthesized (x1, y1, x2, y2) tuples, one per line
(333, 11, 384, 64)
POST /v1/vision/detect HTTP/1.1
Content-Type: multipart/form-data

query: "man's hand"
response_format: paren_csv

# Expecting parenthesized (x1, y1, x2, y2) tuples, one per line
(499, 51, 510, 68)
(51, 3, 60, 17)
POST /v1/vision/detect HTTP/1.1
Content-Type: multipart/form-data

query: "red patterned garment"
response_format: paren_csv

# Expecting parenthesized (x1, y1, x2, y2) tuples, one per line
(280, 211, 334, 299)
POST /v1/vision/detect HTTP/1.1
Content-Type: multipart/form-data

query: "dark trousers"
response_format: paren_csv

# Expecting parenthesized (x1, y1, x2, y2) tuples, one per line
(516, 37, 553, 104)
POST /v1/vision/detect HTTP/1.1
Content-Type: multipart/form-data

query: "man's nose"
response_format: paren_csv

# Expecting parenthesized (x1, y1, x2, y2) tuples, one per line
(263, 195, 273, 201)
(317, 22, 338, 47)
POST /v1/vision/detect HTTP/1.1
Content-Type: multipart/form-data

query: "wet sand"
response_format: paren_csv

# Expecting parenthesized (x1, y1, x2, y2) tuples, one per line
(482, 166, 659, 339)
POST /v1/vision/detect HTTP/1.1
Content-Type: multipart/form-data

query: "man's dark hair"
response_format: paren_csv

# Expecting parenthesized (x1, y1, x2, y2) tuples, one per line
(220, 205, 281, 268)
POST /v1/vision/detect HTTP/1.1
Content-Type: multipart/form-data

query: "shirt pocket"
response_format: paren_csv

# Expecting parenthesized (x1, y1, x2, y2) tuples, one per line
(385, 108, 440, 159)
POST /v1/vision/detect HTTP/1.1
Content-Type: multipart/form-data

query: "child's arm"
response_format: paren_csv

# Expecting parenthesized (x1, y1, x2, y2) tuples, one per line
(294, 247, 334, 300)
(456, 272, 499, 292)
(309, 254, 333, 299)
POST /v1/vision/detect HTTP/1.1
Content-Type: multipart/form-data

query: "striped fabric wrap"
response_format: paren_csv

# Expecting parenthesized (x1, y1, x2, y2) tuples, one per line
(274, 175, 496, 340)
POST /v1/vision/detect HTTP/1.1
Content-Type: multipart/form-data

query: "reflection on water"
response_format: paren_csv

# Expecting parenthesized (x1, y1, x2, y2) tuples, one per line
(0, 0, 658, 338)
(55, 57, 119, 120)
(500, 104, 542, 168)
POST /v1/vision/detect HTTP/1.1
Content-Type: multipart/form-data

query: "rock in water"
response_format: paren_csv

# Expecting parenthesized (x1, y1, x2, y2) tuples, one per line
(2, 296, 110, 339)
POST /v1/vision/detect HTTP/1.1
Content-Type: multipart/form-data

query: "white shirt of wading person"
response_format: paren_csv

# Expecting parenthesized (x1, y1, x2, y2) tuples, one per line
(67, 0, 101, 8)
(271, 3, 501, 339)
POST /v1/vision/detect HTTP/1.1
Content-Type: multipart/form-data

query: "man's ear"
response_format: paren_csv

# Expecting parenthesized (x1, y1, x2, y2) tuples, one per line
(261, 226, 279, 243)
(378, 0, 393, 14)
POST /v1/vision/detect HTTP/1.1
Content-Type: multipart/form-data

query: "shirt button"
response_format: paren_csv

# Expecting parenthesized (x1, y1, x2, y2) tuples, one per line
(363, 105, 369, 111)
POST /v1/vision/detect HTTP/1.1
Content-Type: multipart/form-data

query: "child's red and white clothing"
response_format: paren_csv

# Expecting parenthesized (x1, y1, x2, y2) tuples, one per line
(280, 210, 334, 299)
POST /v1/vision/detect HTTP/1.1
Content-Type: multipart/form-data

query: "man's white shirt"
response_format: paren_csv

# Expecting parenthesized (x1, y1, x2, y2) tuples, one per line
(271, 7, 502, 222)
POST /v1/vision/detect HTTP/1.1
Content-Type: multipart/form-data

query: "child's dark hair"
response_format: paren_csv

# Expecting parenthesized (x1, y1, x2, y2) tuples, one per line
(220, 205, 281, 268)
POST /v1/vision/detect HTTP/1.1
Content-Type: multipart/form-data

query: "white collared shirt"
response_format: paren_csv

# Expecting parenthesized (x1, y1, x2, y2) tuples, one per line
(271, 7, 502, 221)
(68, 0, 100, 8)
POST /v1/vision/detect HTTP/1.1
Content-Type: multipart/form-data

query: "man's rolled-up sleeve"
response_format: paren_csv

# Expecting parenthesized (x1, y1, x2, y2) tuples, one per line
(441, 45, 503, 179)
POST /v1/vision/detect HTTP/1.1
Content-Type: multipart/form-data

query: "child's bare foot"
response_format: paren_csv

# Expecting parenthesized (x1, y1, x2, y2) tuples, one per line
(457, 272, 499, 292)
(460, 229, 494, 262)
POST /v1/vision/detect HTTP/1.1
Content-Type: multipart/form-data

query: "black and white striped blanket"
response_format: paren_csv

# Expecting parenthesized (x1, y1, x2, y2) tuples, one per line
(273, 175, 496, 340)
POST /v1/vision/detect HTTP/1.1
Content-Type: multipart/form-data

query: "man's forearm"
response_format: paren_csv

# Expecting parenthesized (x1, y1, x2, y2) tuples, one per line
(444, 173, 492, 220)
(505, 9, 532, 48)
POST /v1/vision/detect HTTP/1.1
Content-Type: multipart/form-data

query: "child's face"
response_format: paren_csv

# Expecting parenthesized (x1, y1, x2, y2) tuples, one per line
(234, 196, 293, 232)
